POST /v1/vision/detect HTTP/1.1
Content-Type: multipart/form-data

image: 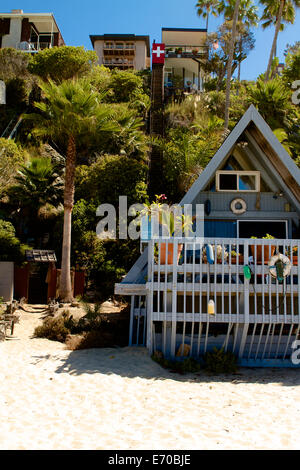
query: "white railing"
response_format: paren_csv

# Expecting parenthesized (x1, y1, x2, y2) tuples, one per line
(147, 238, 300, 324)
(146, 238, 300, 361)
(16, 41, 52, 52)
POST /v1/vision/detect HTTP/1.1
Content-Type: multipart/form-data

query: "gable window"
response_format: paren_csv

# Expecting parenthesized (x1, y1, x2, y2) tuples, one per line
(216, 171, 260, 192)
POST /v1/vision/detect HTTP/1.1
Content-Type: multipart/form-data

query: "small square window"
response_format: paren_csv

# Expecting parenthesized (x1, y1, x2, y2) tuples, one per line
(216, 171, 260, 192)
(219, 173, 237, 190)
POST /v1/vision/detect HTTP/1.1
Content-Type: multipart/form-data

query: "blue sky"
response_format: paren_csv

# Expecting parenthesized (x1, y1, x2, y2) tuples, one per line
(1, 0, 299, 80)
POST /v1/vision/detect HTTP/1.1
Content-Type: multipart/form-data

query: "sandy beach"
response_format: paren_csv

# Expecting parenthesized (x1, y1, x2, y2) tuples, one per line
(0, 309, 300, 450)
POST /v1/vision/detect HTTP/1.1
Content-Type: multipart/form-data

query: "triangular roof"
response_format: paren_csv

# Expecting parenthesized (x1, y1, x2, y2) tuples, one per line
(181, 104, 300, 208)
(116, 104, 300, 290)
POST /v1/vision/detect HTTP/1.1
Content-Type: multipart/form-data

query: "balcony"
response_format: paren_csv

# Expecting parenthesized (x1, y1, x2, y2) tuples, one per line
(103, 58, 134, 68)
(104, 43, 135, 50)
(165, 45, 208, 58)
(16, 41, 52, 52)
(103, 44, 136, 56)
(147, 237, 300, 324)
(145, 237, 300, 362)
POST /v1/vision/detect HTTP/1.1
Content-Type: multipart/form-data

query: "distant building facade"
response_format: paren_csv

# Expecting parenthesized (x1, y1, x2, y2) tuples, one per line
(0, 9, 65, 52)
(162, 28, 207, 91)
(90, 34, 150, 71)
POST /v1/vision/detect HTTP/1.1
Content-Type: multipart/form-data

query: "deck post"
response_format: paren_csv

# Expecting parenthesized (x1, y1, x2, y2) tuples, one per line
(171, 240, 178, 357)
(146, 241, 154, 355)
(129, 295, 134, 346)
(239, 240, 250, 359)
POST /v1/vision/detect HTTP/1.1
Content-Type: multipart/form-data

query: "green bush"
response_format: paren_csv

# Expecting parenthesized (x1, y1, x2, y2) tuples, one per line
(34, 312, 73, 343)
(28, 46, 98, 82)
(0, 138, 27, 196)
(75, 155, 148, 207)
(203, 348, 238, 374)
(152, 351, 202, 374)
(0, 219, 29, 263)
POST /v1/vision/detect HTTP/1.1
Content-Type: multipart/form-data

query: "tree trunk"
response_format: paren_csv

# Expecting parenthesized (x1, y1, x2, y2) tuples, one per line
(59, 135, 76, 302)
(224, 0, 241, 129)
(237, 38, 242, 96)
(265, 0, 285, 81)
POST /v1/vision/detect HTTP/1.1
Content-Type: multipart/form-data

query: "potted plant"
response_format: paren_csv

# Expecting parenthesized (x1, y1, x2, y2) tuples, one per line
(192, 49, 199, 55)
(250, 234, 276, 263)
(140, 195, 194, 265)
(202, 245, 228, 264)
(230, 249, 244, 265)
(175, 47, 182, 55)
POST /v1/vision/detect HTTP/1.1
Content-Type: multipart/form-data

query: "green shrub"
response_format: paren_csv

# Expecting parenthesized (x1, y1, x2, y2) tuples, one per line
(74, 303, 102, 332)
(33, 312, 73, 343)
(152, 351, 202, 374)
(203, 348, 238, 374)
(28, 46, 98, 82)
(0, 219, 29, 263)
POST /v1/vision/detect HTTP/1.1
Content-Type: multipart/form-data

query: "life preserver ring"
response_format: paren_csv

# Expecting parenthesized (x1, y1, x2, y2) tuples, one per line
(268, 253, 291, 281)
(230, 198, 247, 215)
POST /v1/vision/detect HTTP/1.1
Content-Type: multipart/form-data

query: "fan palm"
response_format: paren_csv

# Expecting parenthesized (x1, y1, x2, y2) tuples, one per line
(6, 157, 63, 240)
(260, 0, 300, 80)
(25, 79, 118, 302)
(196, 0, 220, 30)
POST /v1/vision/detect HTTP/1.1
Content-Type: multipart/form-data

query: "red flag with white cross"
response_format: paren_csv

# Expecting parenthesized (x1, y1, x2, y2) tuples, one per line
(152, 43, 165, 65)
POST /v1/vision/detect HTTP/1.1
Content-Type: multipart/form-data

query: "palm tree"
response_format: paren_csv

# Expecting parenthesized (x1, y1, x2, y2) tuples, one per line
(25, 80, 118, 302)
(260, 0, 300, 81)
(224, 0, 242, 129)
(219, 0, 258, 83)
(6, 157, 63, 241)
(196, 0, 220, 30)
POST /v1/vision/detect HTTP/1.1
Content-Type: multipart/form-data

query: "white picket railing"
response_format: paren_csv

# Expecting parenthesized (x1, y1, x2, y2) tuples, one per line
(144, 238, 300, 361)
(147, 238, 300, 324)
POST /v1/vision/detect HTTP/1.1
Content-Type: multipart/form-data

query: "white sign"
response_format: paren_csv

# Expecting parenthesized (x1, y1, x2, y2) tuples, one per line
(0, 81, 6, 105)
(153, 46, 164, 58)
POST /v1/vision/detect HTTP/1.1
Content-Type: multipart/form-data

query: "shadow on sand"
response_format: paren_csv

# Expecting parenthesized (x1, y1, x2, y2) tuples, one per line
(30, 346, 300, 387)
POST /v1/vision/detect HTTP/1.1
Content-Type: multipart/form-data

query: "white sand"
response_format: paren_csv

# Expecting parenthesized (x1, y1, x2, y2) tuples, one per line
(0, 310, 300, 450)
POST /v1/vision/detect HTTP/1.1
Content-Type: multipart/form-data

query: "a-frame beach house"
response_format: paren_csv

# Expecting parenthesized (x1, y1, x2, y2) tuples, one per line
(115, 105, 300, 367)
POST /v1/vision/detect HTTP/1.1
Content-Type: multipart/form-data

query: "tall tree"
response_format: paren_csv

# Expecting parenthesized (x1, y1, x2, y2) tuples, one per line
(224, 0, 241, 129)
(219, 0, 258, 84)
(260, 0, 300, 81)
(25, 80, 118, 302)
(201, 22, 255, 91)
(196, 0, 220, 30)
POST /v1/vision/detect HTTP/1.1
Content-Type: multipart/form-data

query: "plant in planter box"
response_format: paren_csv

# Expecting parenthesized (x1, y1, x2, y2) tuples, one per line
(202, 245, 228, 264)
(140, 195, 194, 265)
(250, 234, 276, 262)
(230, 249, 243, 265)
